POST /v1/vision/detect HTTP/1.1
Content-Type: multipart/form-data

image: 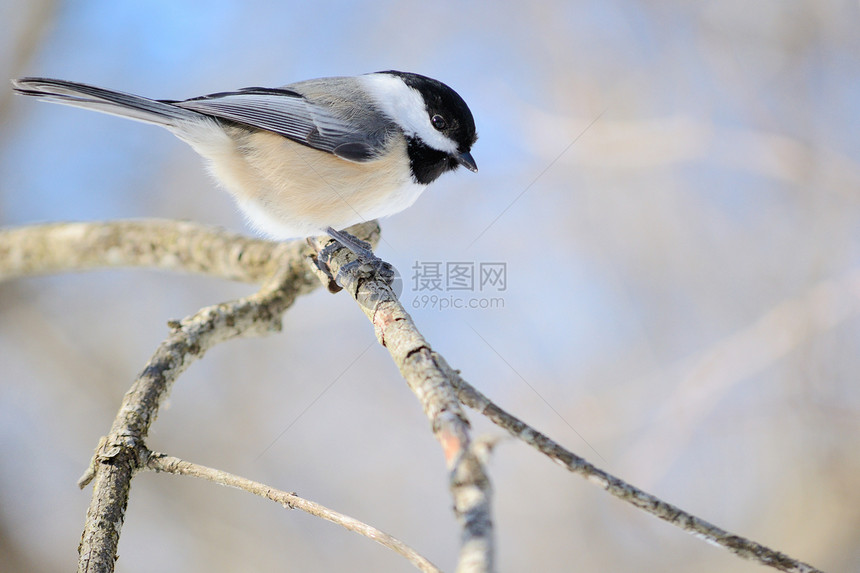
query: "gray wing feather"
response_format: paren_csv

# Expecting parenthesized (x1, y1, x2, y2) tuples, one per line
(173, 83, 392, 162)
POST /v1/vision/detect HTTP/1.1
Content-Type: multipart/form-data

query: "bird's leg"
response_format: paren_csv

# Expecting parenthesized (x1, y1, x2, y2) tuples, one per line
(316, 227, 396, 287)
(324, 227, 377, 261)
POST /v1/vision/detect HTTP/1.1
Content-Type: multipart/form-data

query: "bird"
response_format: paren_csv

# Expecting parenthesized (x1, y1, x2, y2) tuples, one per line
(11, 71, 478, 262)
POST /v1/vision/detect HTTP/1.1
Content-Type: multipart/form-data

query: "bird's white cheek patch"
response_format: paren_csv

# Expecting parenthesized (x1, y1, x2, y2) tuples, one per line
(359, 74, 459, 154)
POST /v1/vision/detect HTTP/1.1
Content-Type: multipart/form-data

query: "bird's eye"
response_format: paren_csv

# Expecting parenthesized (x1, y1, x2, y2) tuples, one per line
(431, 114, 447, 130)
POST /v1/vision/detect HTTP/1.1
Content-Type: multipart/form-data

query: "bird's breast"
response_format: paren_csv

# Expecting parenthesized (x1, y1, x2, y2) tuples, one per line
(199, 126, 424, 239)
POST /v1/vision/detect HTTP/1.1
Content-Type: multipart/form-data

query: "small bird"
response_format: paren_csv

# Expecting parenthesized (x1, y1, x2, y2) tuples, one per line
(11, 71, 478, 260)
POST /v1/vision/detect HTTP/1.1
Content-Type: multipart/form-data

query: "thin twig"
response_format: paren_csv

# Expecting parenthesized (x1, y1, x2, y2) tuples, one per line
(449, 373, 825, 573)
(146, 452, 442, 573)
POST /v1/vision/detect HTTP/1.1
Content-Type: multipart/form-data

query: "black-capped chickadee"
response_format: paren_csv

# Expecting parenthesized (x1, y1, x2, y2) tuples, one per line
(11, 71, 477, 258)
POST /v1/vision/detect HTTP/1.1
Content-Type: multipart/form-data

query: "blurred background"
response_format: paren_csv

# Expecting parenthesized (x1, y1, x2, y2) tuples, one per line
(1, 1, 858, 571)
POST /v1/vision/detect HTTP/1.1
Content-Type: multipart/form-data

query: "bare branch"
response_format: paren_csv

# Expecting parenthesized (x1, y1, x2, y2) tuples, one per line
(311, 243, 495, 573)
(450, 374, 825, 573)
(1, 219, 825, 573)
(0, 219, 301, 283)
(75, 221, 380, 573)
(146, 452, 442, 573)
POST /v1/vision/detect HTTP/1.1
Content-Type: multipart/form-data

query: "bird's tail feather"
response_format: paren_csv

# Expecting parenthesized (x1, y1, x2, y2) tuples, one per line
(11, 77, 202, 127)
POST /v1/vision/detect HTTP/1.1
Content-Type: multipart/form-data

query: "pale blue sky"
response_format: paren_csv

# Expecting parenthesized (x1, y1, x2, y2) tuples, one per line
(1, 2, 858, 572)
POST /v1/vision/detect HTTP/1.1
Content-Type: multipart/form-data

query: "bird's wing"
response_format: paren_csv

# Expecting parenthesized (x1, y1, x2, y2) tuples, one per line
(172, 86, 388, 162)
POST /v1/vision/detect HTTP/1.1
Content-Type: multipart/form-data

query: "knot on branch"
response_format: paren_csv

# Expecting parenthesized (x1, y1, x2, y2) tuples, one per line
(78, 435, 149, 489)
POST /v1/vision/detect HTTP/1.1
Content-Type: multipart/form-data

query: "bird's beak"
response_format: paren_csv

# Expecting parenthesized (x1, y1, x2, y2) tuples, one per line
(456, 150, 478, 172)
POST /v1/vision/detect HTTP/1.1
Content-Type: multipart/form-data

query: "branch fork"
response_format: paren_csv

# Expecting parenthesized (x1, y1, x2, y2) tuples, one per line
(0, 219, 825, 573)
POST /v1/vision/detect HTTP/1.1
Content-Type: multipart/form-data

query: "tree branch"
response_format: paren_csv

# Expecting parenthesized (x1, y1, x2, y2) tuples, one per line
(310, 242, 495, 573)
(0, 219, 826, 573)
(0, 219, 304, 283)
(450, 374, 824, 573)
(67, 220, 379, 573)
(146, 452, 441, 573)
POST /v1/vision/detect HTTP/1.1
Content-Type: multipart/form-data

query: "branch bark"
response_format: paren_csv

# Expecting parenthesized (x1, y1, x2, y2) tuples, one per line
(450, 375, 824, 573)
(0, 219, 300, 283)
(310, 240, 824, 573)
(50, 220, 380, 573)
(310, 242, 495, 573)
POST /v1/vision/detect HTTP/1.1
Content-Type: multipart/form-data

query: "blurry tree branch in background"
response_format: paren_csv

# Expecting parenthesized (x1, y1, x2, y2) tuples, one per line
(0, 220, 826, 573)
(0, 0, 57, 121)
